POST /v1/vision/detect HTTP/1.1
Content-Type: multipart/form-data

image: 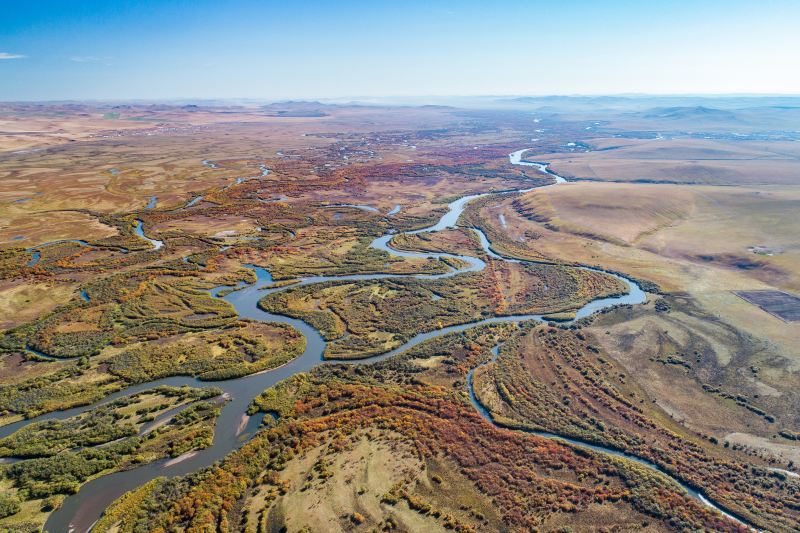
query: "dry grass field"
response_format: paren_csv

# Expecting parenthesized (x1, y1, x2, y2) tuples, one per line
(469, 169, 800, 474)
(512, 181, 800, 291)
(533, 137, 800, 186)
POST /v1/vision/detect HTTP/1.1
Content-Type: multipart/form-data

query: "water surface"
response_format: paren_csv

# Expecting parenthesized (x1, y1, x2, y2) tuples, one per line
(133, 220, 164, 250)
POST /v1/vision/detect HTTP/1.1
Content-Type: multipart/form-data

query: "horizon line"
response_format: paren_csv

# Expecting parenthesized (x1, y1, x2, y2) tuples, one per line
(4, 92, 800, 106)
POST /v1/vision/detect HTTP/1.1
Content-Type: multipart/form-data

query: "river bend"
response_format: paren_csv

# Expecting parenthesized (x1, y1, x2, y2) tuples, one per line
(31, 149, 752, 532)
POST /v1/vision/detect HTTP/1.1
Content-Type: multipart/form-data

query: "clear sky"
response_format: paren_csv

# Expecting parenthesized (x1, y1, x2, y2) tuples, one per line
(2, 0, 799, 101)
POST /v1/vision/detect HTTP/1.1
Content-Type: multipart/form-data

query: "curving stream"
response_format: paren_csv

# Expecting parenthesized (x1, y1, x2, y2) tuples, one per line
(26, 240, 91, 267)
(467, 345, 752, 529)
(133, 219, 164, 250)
(33, 149, 753, 532)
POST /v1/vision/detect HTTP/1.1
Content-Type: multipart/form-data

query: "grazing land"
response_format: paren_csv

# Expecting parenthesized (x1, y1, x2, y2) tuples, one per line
(736, 290, 800, 321)
(534, 137, 800, 186)
(0, 98, 798, 532)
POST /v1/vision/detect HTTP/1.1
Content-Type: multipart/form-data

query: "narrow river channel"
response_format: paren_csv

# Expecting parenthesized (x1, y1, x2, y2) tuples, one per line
(31, 149, 755, 532)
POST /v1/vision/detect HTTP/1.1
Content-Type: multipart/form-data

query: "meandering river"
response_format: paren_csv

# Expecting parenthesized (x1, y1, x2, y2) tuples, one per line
(31, 149, 754, 532)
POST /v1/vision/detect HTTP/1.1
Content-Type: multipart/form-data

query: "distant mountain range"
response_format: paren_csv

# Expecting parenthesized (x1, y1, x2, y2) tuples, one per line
(641, 106, 739, 120)
(498, 94, 800, 111)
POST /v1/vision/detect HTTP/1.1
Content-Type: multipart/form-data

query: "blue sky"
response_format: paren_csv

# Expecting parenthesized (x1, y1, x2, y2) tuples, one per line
(2, 0, 799, 101)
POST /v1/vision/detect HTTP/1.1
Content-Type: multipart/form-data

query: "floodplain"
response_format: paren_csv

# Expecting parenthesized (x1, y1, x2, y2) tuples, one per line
(0, 99, 798, 532)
